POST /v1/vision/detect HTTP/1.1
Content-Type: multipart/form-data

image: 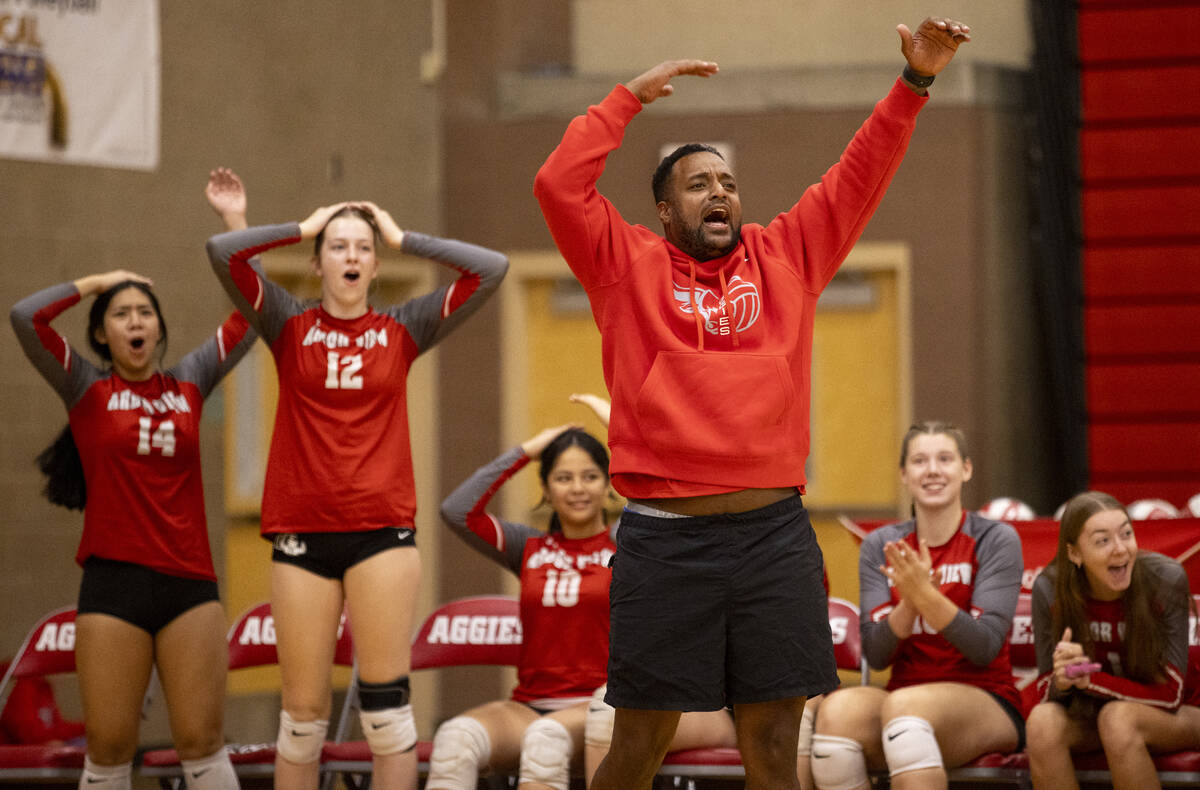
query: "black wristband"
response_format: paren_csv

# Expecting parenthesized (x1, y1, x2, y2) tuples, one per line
(902, 65, 935, 89)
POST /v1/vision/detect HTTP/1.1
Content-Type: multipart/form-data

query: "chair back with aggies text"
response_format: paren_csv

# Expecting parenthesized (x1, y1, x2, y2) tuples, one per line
(322, 595, 524, 789)
(0, 606, 88, 786)
(139, 600, 357, 789)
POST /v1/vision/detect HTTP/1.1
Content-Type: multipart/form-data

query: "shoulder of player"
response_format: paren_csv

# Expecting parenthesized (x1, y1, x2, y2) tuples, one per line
(961, 511, 1021, 546)
(1136, 551, 1187, 587)
(863, 519, 915, 550)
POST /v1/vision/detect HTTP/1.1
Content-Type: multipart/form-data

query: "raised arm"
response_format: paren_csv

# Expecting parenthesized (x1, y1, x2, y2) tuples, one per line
(206, 221, 317, 344)
(170, 168, 260, 397)
(763, 17, 969, 293)
(534, 61, 712, 290)
(10, 271, 147, 407)
(439, 425, 578, 574)
(380, 222, 508, 354)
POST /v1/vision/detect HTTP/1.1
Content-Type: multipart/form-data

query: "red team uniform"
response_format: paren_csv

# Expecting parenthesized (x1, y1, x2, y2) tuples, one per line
(441, 446, 615, 705)
(11, 282, 255, 581)
(860, 511, 1024, 712)
(206, 223, 508, 537)
(1033, 551, 1200, 711)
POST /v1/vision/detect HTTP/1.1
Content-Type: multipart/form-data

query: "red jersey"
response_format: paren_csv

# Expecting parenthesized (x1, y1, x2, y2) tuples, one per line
(441, 446, 614, 702)
(1033, 552, 1199, 710)
(208, 224, 507, 534)
(860, 512, 1023, 710)
(534, 80, 926, 499)
(11, 282, 255, 580)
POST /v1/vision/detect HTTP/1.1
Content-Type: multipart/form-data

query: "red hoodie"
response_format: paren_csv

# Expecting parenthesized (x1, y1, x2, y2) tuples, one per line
(534, 80, 926, 499)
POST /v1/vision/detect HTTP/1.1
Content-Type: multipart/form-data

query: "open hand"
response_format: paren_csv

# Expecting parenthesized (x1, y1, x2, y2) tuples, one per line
(569, 393, 611, 428)
(625, 60, 719, 105)
(353, 201, 405, 249)
(205, 168, 247, 230)
(881, 538, 935, 599)
(521, 423, 582, 461)
(298, 203, 350, 240)
(897, 17, 971, 77)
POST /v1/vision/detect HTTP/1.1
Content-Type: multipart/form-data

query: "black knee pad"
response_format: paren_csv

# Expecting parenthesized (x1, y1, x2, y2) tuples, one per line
(357, 675, 411, 711)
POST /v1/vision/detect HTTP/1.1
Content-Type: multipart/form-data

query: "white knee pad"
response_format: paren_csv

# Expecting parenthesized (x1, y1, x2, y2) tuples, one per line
(796, 703, 817, 757)
(181, 748, 238, 790)
(881, 715, 943, 777)
(80, 758, 132, 790)
(276, 710, 328, 765)
(809, 734, 867, 790)
(360, 704, 418, 756)
(426, 716, 491, 790)
(519, 718, 572, 790)
(584, 685, 614, 750)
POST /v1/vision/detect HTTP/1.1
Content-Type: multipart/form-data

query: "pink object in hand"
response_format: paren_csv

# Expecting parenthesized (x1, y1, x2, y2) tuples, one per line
(1065, 661, 1102, 678)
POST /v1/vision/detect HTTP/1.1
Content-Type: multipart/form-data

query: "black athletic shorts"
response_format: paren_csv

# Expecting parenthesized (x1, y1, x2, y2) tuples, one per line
(605, 494, 838, 711)
(987, 690, 1028, 752)
(269, 527, 416, 579)
(77, 557, 220, 636)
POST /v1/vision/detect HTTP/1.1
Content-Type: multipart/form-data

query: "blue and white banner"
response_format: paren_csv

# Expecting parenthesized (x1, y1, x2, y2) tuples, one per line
(0, 0, 159, 170)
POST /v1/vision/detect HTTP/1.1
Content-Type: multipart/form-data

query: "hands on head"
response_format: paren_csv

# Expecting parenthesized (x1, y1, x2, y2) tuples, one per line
(522, 423, 582, 461)
(76, 270, 153, 297)
(897, 17, 971, 77)
(298, 201, 405, 248)
(522, 394, 611, 459)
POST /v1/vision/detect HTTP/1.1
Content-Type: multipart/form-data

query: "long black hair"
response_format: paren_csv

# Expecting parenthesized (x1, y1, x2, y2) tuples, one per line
(37, 281, 168, 510)
(538, 428, 610, 533)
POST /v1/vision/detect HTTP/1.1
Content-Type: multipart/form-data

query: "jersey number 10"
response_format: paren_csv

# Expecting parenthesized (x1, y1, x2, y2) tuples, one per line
(541, 568, 581, 607)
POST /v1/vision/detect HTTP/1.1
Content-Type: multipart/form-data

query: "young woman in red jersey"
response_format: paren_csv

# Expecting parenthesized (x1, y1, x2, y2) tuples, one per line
(9, 170, 257, 790)
(1026, 491, 1200, 790)
(208, 201, 507, 790)
(429, 414, 615, 790)
(808, 422, 1025, 790)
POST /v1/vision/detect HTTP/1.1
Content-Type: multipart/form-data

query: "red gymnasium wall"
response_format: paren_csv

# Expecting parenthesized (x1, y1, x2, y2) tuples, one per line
(1080, 1, 1200, 506)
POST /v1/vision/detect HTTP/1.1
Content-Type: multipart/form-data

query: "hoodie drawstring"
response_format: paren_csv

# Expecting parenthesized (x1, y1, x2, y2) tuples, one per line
(688, 261, 705, 352)
(717, 268, 739, 348)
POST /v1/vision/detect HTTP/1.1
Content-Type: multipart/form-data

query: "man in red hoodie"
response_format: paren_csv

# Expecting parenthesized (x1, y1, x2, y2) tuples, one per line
(535, 17, 970, 789)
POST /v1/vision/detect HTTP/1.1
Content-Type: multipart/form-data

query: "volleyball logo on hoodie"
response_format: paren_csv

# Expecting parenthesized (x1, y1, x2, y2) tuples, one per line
(672, 275, 761, 336)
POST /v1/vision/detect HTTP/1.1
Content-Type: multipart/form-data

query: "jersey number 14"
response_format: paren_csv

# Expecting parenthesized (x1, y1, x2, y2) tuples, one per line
(137, 417, 176, 457)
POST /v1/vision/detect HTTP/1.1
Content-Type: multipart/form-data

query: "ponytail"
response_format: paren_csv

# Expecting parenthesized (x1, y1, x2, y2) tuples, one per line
(35, 425, 86, 511)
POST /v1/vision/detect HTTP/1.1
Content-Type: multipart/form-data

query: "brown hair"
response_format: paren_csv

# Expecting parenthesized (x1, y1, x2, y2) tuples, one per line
(1051, 491, 1165, 683)
(899, 421, 969, 467)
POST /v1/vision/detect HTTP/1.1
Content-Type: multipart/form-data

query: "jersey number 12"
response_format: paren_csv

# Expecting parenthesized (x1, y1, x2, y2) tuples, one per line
(325, 352, 364, 390)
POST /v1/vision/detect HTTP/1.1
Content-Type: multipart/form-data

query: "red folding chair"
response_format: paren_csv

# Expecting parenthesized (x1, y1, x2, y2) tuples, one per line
(659, 596, 869, 787)
(0, 606, 87, 785)
(322, 595, 523, 789)
(140, 601, 355, 789)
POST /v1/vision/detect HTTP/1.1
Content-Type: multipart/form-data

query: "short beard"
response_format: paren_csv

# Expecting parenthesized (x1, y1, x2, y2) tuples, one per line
(678, 221, 741, 262)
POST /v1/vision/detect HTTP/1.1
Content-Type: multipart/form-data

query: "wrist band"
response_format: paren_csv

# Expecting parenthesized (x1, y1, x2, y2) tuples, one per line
(902, 65, 935, 89)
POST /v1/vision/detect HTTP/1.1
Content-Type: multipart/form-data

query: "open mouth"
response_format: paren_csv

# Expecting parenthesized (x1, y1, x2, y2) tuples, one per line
(703, 205, 730, 229)
(130, 338, 146, 350)
(344, 271, 360, 283)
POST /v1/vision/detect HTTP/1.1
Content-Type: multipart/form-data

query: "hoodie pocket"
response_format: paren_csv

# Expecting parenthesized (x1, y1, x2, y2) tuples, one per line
(634, 351, 795, 460)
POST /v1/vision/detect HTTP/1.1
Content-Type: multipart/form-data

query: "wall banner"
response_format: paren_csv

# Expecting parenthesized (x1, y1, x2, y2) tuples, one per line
(0, 0, 159, 170)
